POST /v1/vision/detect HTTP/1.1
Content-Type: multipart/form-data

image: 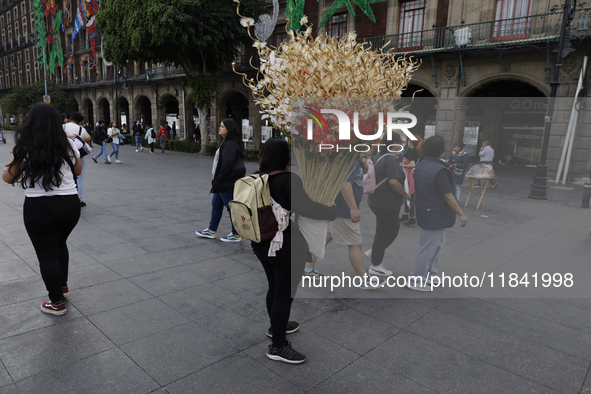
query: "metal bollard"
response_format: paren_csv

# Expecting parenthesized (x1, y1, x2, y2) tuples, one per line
(583, 183, 591, 209)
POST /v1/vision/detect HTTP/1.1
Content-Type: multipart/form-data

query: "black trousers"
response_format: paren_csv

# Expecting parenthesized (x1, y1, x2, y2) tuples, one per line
(253, 236, 306, 348)
(23, 195, 81, 303)
(370, 205, 401, 266)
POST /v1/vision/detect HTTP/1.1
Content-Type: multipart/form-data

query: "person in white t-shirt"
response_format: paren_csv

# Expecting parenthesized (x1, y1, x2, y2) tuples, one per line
(107, 122, 122, 163)
(479, 140, 497, 188)
(64, 112, 91, 206)
(2, 103, 82, 316)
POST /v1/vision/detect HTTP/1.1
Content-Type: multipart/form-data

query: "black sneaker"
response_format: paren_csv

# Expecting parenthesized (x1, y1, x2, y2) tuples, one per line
(266, 321, 299, 338)
(79, 201, 86, 207)
(92, 157, 97, 163)
(266, 342, 306, 364)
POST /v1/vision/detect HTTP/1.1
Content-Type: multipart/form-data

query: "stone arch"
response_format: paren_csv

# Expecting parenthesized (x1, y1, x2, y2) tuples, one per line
(459, 73, 549, 98)
(81, 97, 94, 125)
(133, 95, 152, 126)
(403, 78, 439, 98)
(96, 96, 111, 124)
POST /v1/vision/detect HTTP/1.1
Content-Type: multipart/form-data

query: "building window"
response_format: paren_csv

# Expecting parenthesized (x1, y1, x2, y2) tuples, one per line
(398, 0, 426, 51)
(273, 24, 289, 48)
(0, 16, 3, 28)
(34, 62, 39, 82)
(327, 14, 347, 38)
(7, 11, 11, 24)
(25, 48, 29, 62)
(26, 64, 30, 83)
(21, 2, 26, 16)
(493, 0, 534, 41)
(15, 21, 19, 37)
(2, 30, 5, 47)
(22, 17, 27, 36)
(14, 7, 18, 20)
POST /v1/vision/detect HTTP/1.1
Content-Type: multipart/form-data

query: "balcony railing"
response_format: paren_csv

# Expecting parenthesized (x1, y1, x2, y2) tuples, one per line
(361, 8, 591, 55)
(145, 65, 185, 80)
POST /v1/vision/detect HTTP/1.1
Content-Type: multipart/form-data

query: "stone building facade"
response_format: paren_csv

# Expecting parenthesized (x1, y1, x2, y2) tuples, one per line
(0, 0, 590, 181)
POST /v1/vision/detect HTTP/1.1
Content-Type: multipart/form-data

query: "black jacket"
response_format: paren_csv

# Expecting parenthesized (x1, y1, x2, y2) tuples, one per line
(94, 125, 107, 144)
(211, 139, 246, 193)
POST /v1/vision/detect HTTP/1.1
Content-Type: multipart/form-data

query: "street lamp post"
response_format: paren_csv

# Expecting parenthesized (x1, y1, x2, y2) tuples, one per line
(529, 0, 575, 199)
(26, 35, 48, 97)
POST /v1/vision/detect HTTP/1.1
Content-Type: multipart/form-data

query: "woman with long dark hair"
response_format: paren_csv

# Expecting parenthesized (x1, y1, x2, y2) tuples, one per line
(2, 103, 82, 315)
(252, 138, 337, 364)
(196, 118, 246, 242)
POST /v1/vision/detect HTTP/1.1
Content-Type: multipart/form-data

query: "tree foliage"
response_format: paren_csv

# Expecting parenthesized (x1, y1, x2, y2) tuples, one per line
(96, 0, 267, 77)
(0, 82, 73, 116)
(186, 74, 219, 109)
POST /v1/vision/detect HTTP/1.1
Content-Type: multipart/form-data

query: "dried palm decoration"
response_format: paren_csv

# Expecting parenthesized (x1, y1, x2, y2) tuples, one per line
(233, 0, 420, 205)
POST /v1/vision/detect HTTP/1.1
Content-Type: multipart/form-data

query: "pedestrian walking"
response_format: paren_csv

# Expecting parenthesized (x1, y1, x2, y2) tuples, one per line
(479, 140, 497, 189)
(171, 121, 177, 140)
(91, 120, 110, 164)
(447, 142, 470, 201)
(400, 135, 423, 227)
(107, 122, 122, 163)
(365, 132, 411, 276)
(145, 125, 157, 154)
(196, 118, 246, 242)
(63, 112, 91, 206)
(324, 161, 380, 288)
(133, 122, 144, 152)
(252, 138, 337, 364)
(2, 103, 82, 315)
(407, 136, 468, 291)
(0, 123, 6, 144)
(158, 124, 168, 153)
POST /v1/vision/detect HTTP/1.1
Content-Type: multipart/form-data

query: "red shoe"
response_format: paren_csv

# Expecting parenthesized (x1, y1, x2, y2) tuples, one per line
(40, 301, 67, 315)
(62, 286, 69, 298)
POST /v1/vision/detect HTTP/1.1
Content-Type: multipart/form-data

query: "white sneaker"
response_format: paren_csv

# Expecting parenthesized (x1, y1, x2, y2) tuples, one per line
(135, 149, 138, 152)
(115, 160, 122, 163)
(360, 276, 383, 290)
(107, 156, 111, 162)
(407, 279, 431, 292)
(368, 264, 392, 276)
(364, 249, 372, 262)
(141, 147, 144, 152)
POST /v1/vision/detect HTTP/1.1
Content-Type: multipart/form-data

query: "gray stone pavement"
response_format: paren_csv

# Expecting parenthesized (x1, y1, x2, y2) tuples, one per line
(0, 131, 591, 393)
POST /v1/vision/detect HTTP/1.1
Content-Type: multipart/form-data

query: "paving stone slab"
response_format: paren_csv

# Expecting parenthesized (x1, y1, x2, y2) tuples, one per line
(121, 322, 238, 386)
(184, 256, 254, 283)
(0, 361, 13, 388)
(0, 276, 49, 304)
(0, 261, 37, 283)
(476, 331, 588, 393)
(164, 353, 304, 394)
(88, 298, 189, 345)
(15, 348, 159, 394)
(159, 282, 237, 320)
(437, 298, 591, 360)
(0, 318, 114, 381)
(363, 330, 477, 393)
(67, 262, 123, 290)
(340, 298, 437, 328)
(446, 359, 561, 394)
(68, 278, 153, 316)
(0, 298, 84, 341)
(304, 307, 399, 355)
(308, 356, 437, 394)
(129, 265, 209, 297)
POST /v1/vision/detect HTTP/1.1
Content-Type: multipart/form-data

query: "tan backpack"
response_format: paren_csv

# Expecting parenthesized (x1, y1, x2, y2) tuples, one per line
(229, 171, 286, 242)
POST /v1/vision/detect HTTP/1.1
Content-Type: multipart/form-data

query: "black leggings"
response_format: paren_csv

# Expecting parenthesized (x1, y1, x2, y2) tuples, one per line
(23, 195, 81, 303)
(253, 237, 306, 348)
(370, 205, 401, 266)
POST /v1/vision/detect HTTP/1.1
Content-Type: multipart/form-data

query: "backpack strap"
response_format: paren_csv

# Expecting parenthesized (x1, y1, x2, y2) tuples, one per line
(267, 170, 287, 176)
(374, 153, 394, 188)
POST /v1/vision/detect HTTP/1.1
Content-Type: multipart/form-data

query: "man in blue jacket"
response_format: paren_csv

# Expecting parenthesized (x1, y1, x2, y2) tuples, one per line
(407, 136, 468, 291)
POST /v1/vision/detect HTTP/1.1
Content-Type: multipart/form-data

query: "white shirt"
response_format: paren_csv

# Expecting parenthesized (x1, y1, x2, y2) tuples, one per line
(25, 139, 80, 197)
(480, 145, 494, 162)
(108, 127, 120, 144)
(212, 148, 220, 179)
(63, 122, 89, 139)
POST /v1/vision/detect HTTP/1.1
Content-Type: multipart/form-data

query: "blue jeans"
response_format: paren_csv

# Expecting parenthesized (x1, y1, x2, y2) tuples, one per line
(77, 157, 85, 201)
(135, 135, 143, 149)
(109, 142, 119, 160)
(208, 189, 237, 235)
(93, 141, 109, 162)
